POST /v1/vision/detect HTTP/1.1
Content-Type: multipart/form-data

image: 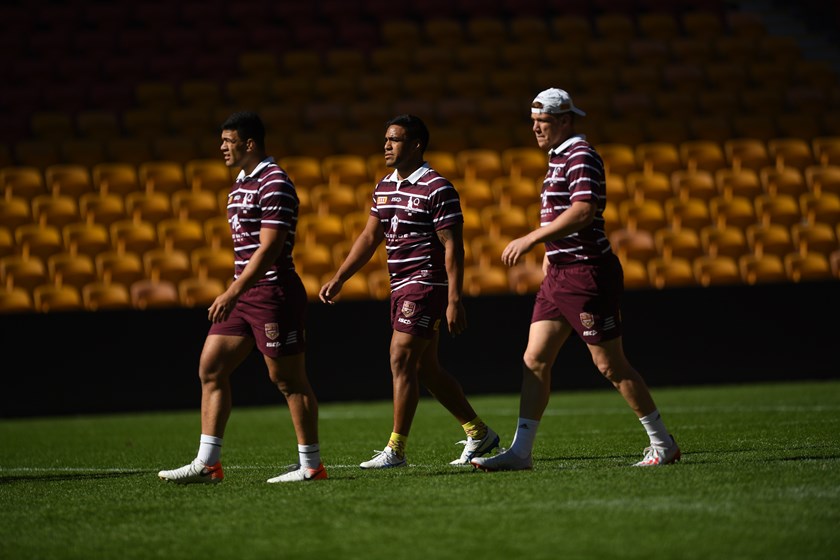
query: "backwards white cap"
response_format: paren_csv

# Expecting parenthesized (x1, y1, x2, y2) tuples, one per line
(531, 88, 586, 116)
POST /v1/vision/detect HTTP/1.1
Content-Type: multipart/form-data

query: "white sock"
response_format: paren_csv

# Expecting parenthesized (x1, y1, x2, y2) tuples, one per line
(197, 434, 223, 465)
(639, 410, 671, 448)
(298, 443, 321, 469)
(509, 417, 539, 458)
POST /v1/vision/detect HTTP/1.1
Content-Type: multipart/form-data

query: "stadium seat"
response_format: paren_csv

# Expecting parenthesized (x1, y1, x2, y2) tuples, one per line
(1, 255, 48, 292)
(125, 191, 172, 224)
(76, 110, 122, 140)
(811, 137, 840, 166)
(204, 216, 233, 250)
(104, 138, 154, 168)
(321, 155, 370, 188)
(754, 194, 801, 228)
(759, 167, 807, 199)
(44, 164, 94, 198)
(1, 166, 46, 200)
(171, 190, 220, 222)
(178, 277, 225, 308)
(800, 192, 840, 226)
(647, 257, 695, 289)
(0, 286, 34, 313)
(14, 223, 63, 260)
(190, 246, 233, 284)
(297, 214, 346, 247)
(766, 138, 814, 172)
(464, 264, 510, 296)
(610, 227, 658, 264)
(508, 262, 545, 294)
(0, 196, 33, 231)
(0, 227, 14, 259)
(493, 177, 539, 211)
(143, 248, 192, 285)
(471, 236, 513, 269)
(618, 199, 667, 233)
(694, 255, 742, 286)
(47, 252, 97, 290)
(31, 194, 80, 229)
(138, 161, 187, 196)
(62, 222, 110, 258)
(501, 148, 547, 182)
(784, 252, 833, 282)
(678, 140, 727, 174)
(791, 222, 838, 257)
(456, 149, 504, 183)
(92, 163, 140, 197)
(665, 198, 711, 232)
(33, 284, 83, 313)
(82, 281, 132, 311)
(95, 250, 145, 286)
(739, 254, 788, 285)
(294, 243, 335, 280)
(79, 192, 126, 227)
(279, 156, 323, 189)
(130, 279, 179, 309)
(110, 220, 158, 255)
(804, 165, 840, 198)
(157, 218, 206, 254)
(596, 143, 638, 176)
(654, 228, 704, 262)
(746, 223, 794, 258)
(626, 171, 673, 204)
(701, 225, 749, 259)
(724, 138, 772, 172)
(671, 169, 717, 203)
(481, 206, 532, 240)
(715, 169, 762, 201)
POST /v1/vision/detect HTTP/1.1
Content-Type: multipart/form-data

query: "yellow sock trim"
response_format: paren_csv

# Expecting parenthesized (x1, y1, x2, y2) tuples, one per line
(387, 432, 407, 458)
(462, 417, 487, 440)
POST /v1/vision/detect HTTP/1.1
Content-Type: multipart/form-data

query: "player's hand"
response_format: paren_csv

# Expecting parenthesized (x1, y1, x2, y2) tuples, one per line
(207, 291, 237, 323)
(502, 237, 534, 267)
(446, 301, 467, 337)
(319, 280, 342, 304)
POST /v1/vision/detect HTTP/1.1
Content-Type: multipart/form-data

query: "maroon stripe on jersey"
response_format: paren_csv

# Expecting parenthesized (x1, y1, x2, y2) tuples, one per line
(369, 164, 463, 291)
(540, 137, 612, 264)
(226, 159, 299, 283)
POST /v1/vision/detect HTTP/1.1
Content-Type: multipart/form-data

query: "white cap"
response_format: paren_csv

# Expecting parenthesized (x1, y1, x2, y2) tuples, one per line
(531, 88, 586, 116)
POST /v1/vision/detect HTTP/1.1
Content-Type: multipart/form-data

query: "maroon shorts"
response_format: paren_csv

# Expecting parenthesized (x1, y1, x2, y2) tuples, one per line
(390, 283, 445, 339)
(532, 253, 624, 344)
(208, 274, 307, 358)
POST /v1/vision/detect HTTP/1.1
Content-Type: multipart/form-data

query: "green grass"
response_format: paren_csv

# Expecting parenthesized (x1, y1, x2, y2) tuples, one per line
(2, 380, 839, 560)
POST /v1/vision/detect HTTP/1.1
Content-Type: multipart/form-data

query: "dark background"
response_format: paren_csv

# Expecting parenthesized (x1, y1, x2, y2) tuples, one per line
(2, 280, 836, 418)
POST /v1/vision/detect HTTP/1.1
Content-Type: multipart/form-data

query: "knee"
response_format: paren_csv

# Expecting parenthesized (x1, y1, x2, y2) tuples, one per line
(523, 349, 550, 375)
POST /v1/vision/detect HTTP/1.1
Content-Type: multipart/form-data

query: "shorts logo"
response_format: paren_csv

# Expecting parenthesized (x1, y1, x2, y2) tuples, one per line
(377, 196, 388, 204)
(433, 319, 440, 331)
(265, 322, 280, 340)
(401, 300, 416, 317)
(579, 313, 595, 329)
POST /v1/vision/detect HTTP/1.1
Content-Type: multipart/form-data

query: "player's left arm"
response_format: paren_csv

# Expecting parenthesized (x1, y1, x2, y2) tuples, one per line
(208, 226, 287, 323)
(437, 224, 467, 336)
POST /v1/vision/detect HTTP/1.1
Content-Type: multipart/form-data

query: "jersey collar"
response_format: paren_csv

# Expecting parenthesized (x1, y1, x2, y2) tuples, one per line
(236, 156, 276, 181)
(548, 135, 586, 156)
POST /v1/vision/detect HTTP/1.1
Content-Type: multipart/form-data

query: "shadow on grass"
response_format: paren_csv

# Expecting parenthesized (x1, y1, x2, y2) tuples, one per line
(0, 469, 150, 484)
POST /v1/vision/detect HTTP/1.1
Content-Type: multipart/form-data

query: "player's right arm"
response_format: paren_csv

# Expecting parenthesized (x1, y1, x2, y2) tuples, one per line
(319, 215, 384, 304)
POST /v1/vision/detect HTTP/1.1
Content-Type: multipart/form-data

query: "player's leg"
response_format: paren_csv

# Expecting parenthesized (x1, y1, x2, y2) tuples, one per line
(265, 352, 328, 482)
(360, 330, 427, 469)
(417, 333, 500, 464)
(472, 319, 569, 471)
(587, 338, 681, 466)
(158, 334, 252, 483)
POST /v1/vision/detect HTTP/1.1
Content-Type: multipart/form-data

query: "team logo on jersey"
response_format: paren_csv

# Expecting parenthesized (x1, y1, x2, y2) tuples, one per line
(579, 313, 595, 329)
(265, 322, 280, 340)
(407, 197, 420, 212)
(377, 196, 388, 204)
(401, 300, 416, 317)
(391, 215, 399, 233)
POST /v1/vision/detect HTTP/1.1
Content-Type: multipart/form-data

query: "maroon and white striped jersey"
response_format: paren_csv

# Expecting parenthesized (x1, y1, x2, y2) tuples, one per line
(370, 163, 463, 292)
(540, 136, 613, 265)
(226, 157, 298, 284)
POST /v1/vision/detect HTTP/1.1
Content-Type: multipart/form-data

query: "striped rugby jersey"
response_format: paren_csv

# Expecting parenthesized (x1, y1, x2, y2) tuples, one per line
(226, 157, 298, 284)
(370, 163, 463, 292)
(541, 135, 613, 265)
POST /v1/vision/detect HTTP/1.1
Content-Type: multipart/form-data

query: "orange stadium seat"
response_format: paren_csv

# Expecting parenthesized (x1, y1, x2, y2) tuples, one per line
(178, 277, 225, 308)
(464, 264, 510, 296)
(79, 192, 126, 227)
(647, 257, 696, 289)
(1, 255, 48, 292)
(715, 168, 762, 201)
(754, 193, 801, 228)
(791, 222, 837, 257)
(157, 218, 206, 254)
(746, 223, 795, 259)
(0, 286, 34, 313)
(14, 224, 63, 260)
(784, 252, 833, 282)
(0, 227, 14, 259)
(31, 194, 80, 229)
(759, 167, 808, 199)
(82, 281, 133, 311)
(130, 279, 179, 309)
(800, 192, 840, 226)
(739, 254, 788, 284)
(143, 248, 192, 285)
(655, 228, 704, 261)
(694, 255, 742, 287)
(125, 191, 173, 224)
(672, 169, 717, 203)
(701, 225, 749, 260)
(62, 222, 110, 258)
(44, 164, 94, 198)
(33, 284, 83, 312)
(92, 163, 140, 197)
(47, 252, 97, 290)
(138, 161, 187, 196)
(96, 251, 145, 286)
(626, 171, 673, 204)
(1, 166, 46, 200)
(171, 189, 221, 222)
(665, 198, 712, 232)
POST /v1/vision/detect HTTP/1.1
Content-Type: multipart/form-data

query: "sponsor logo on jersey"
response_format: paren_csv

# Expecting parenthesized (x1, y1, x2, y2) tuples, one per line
(583, 330, 598, 337)
(579, 313, 595, 329)
(398, 317, 412, 325)
(377, 196, 388, 204)
(265, 322, 279, 340)
(401, 300, 416, 317)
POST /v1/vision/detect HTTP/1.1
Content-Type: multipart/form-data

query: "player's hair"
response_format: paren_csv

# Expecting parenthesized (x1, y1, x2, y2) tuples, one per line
(385, 114, 429, 153)
(221, 111, 266, 149)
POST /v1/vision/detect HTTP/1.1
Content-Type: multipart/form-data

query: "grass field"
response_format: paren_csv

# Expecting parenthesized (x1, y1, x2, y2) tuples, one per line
(1, 380, 838, 560)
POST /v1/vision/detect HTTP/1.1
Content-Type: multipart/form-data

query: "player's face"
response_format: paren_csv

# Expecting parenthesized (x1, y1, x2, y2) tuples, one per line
(383, 125, 421, 169)
(531, 113, 566, 151)
(220, 129, 248, 168)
